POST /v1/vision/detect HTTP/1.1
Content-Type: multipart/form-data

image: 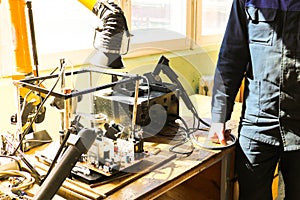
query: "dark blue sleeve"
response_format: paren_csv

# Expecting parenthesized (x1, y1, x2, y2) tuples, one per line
(211, 0, 249, 123)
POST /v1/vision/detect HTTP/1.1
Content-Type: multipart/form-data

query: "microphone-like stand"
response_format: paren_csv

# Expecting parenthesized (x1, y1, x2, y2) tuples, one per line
(33, 128, 97, 200)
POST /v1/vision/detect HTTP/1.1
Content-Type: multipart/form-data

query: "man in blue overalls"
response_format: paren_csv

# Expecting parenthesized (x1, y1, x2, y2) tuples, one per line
(208, 0, 300, 199)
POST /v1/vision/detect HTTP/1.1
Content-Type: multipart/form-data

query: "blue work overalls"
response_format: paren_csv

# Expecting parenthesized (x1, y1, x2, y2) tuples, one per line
(211, 0, 300, 199)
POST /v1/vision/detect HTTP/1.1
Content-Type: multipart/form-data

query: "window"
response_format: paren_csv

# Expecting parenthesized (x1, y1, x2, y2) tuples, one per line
(201, 0, 232, 35)
(124, 0, 232, 55)
(30, 0, 98, 68)
(0, 0, 100, 75)
(196, 0, 232, 44)
(122, 0, 189, 57)
(131, 0, 186, 42)
(0, 0, 232, 76)
(31, 0, 188, 63)
(32, 0, 98, 54)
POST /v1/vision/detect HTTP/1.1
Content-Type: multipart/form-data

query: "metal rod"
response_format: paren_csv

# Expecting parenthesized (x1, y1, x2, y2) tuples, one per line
(15, 74, 141, 99)
(64, 88, 72, 132)
(26, 1, 39, 77)
(131, 79, 140, 136)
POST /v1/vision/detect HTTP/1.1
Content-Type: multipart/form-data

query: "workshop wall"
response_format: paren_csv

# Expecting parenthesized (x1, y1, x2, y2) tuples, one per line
(123, 44, 219, 95)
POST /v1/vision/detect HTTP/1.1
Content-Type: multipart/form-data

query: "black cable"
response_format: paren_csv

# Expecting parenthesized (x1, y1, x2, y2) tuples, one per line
(195, 114, 210, 128)
(157, 127, 185, 141)
(15, 67, 59, 131)
(40, 127, 73, 185)
(168, 127, 195, 156)
(4, 135, 42, 183)
(0, 155, 22, 170)
(166, 110, 237, 152)
(169, 139, 195, 156)
(12, 67, 63, 156)
(163, 114, 195, 156)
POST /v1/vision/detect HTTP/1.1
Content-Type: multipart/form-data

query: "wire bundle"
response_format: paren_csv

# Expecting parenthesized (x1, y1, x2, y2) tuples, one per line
(0, 170, 35, 193)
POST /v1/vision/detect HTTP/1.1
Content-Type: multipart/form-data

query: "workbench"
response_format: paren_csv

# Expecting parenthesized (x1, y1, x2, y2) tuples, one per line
(26, 95, 242, 200)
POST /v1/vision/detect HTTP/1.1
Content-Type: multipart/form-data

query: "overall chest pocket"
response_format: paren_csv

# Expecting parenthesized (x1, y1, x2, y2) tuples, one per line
(246, 7, 277, 46)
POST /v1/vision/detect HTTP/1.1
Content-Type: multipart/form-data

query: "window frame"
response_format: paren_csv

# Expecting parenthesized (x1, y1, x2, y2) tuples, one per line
(121, 0, 227, 58)
(0, 0, 229, 77)
(120, 0, 192, 58)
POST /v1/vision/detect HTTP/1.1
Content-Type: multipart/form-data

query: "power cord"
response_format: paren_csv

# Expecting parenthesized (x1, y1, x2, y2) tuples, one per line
(166, 113, 237, 152)
(167, 115, 195, 156)
(0, 170, 35, 194)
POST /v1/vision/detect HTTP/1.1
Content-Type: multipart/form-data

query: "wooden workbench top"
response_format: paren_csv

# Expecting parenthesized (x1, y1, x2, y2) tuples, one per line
(25, 95, 242, 199)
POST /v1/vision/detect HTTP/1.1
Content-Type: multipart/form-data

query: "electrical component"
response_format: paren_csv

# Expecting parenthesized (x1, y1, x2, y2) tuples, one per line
(94, 88, 179, 130)
(84, 121, 142, 176)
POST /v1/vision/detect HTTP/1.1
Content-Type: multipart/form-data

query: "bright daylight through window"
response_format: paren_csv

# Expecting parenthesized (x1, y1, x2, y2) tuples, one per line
(0, 0, 232, 75)
(201, 0, 232, 35)
(130, 0, 187, 43)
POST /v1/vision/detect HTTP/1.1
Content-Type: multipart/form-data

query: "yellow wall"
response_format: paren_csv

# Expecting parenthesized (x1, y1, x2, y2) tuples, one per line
(123, 44, 220, 95)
